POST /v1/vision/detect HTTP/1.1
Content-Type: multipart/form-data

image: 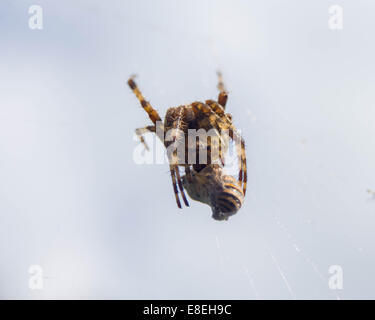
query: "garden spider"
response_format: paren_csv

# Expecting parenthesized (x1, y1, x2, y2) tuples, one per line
(128, 72, 247, 220)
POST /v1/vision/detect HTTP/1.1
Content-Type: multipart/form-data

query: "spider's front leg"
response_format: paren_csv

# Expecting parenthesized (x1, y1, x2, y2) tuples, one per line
(135, 125, 155, 151)
(135, 124, 166, 151)
(217, 71, 228, 109)
(127, 75, 163, 134)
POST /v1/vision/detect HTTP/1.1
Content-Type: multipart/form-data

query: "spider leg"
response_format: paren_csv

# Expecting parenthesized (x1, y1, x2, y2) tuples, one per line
(231, 130, 247, 195)
(191, 101, 229, 166)
(170, 165, 182, 208)
(169, 154, 189, 208)
(230, 129, 247, 195)
(128, 76, 191, 206)
(165, 106, 190, 208)
(206, 99, 236, 124)
(241, 139, 247, 195)
(217, 71, 228, 109)
(135, 125, 155, 151)
(204, 100, 229, 166)
(175, 165, 189, 206)
(205, 99, 225, 116)
(192, 101, 247, 194)
(127, 75, 162, 125)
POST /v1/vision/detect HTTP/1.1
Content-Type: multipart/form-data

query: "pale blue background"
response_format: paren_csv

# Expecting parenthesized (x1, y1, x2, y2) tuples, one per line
(0, 0, 375, 299)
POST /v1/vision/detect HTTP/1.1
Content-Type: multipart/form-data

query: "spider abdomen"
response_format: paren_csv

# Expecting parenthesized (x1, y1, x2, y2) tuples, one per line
(182, 165, 244, 221)
(212, 177, 244, 221)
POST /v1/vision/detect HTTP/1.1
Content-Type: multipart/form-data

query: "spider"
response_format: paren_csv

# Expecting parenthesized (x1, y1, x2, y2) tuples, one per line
(127, 72, 247, 220)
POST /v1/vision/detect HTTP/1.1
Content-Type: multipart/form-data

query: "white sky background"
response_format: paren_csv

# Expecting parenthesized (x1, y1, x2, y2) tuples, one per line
(0, 0, 375, 299)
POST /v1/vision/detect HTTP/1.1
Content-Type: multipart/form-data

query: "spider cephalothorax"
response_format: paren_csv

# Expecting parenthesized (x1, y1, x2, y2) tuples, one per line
(128, 72, 247, 220)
